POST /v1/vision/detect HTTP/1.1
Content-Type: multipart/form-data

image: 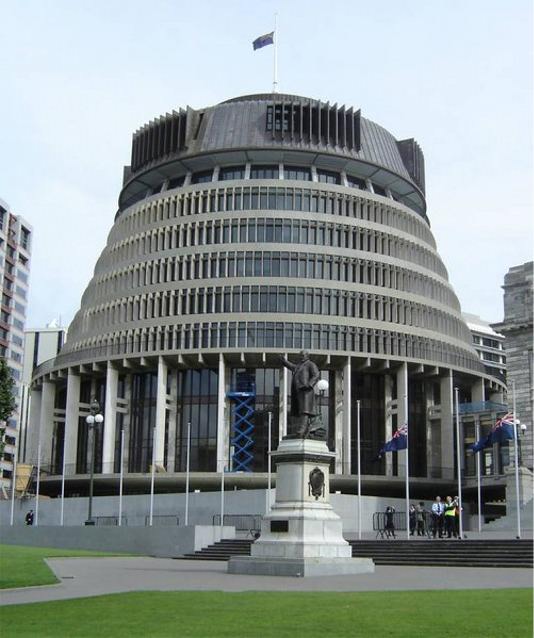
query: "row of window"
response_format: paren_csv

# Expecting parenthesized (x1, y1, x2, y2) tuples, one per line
(115, 184, 433, 248)
(67, 320, 482, 374)
(93, 250, 458, 310)
(84, 285, 468, 342)
(107, 216, 442, 277)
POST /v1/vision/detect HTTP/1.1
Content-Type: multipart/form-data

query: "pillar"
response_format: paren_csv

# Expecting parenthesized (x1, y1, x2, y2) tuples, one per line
(472, 378, 485, 404)
(216, 354, 229, 472)
(342, 357, 351, 475)
(440, 371, 454, 480)
(153, 356, 167, 467)
(384, 374, 394, 476)
(102, 361, 119, 471)
(39, 380, 55, 469)
(27, 388, 42, 463)
(334, 368, 344, 473)
(64, 371, 80, 468)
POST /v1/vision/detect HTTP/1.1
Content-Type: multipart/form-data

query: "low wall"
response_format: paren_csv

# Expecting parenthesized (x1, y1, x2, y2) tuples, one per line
(0, 525, 235, 557)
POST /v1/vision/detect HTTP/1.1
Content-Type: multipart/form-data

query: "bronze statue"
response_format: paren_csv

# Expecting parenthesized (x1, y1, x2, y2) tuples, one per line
(280, 351, 325, 439)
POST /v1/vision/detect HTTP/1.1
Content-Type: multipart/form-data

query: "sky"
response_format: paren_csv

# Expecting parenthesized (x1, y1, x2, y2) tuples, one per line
(1, 0, 532, 330)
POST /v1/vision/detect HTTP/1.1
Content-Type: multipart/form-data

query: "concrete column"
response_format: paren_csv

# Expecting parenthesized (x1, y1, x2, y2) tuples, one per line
(166, 369, 178, 472)
(64, 371, 81, 470)
(396, 362, 408, 477)
(384, 375, 394, 477)
(27, 388, 42, 463)
(440, 371, 454, 480)
(154, 356, 168, 467)
(334, 368, 344, 473)
(216, 354, 229, 472)
(102, 362, 119, 472)
(279, 366, 288, 441)
(472, 378, 485, 404)
(39, 380, 55, 469)
(342, 357, 351, 475)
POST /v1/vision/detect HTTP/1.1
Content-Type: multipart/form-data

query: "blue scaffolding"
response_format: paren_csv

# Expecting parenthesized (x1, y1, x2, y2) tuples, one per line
(227, 375, 256, 472)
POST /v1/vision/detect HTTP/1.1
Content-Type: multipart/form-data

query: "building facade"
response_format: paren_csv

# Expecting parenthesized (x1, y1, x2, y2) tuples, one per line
(28, 94, 504, 497)
(18, 323, 67, 464)
(0, 197, 32, 493)
(462, 313, 506, 382)
(492, 262, 533, 471)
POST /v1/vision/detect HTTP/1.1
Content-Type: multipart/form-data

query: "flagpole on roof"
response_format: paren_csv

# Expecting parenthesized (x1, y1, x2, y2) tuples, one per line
(454, 387, 464, 539)
(512, 380, 521, 539)
(273, 13, 278, 93)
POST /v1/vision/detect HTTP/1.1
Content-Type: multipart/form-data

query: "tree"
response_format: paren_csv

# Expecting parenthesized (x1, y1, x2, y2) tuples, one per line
(0, 358, 16, 456)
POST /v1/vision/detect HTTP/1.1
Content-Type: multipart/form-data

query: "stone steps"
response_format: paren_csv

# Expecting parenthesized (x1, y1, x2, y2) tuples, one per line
(179, 539, 533, 568)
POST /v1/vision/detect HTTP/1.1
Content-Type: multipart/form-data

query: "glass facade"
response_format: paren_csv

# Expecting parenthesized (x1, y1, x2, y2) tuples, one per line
(128, 373, 157, 472)
(175, 369, 218, 472)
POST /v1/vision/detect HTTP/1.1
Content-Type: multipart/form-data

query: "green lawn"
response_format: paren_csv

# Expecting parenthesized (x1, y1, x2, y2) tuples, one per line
(1, 590, 532, 638)
(0, 544, 126, 589)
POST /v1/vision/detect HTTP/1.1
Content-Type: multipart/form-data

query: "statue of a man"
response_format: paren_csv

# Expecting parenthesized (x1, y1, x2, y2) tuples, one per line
(280, 350, 320, 437)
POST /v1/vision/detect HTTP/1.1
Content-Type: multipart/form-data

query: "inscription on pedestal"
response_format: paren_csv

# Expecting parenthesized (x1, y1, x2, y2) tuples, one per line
(271, 520, 289, 533)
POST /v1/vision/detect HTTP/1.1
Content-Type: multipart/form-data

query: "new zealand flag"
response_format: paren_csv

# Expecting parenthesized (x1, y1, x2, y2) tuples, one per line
(253, 32, 274, 50)
(470, 413, 515, 453)
(375, 423, 408, 459)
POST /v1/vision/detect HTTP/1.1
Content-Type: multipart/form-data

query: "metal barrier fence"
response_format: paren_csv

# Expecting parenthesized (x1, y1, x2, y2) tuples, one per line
(212, 514, 262, 532)
(96, 516, 128, 526)
(144, 515, 179, 526)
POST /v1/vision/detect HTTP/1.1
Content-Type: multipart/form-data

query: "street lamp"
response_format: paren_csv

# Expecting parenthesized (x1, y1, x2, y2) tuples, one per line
(85, 398, 103, 526)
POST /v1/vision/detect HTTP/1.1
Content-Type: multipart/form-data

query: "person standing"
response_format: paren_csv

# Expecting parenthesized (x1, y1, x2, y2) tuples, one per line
(416, 501, 426, 537)
(384, 506, 396, 539)
(25, 510, 34, 526)
(453, 496, 462, 539)
(444, 496, 457, 538)
(431, 496, 444, 538)
(409, 504, 416, 536)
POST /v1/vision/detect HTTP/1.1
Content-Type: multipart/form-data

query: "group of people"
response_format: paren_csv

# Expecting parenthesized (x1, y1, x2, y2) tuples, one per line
(430, 495, 462, 539)
(384, 495, 462, 539)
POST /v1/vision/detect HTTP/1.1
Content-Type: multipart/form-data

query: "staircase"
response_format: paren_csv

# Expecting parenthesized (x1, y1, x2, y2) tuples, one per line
(180, 539, 533, 568)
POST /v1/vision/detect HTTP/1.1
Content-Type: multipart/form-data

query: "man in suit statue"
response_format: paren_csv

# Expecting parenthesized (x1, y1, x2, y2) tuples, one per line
(280, 350, 321, 437)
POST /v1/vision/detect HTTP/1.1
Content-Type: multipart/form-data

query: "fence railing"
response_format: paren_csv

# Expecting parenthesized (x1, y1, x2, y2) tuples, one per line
(212, 514, 262, 532)
(144, 515, 179, 526)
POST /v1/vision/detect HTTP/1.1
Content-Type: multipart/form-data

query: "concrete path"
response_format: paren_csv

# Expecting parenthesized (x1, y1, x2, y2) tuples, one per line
(0, 557, 531, 606)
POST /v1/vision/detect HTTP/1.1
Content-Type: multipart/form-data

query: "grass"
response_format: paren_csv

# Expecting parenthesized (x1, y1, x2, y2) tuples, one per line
(0, 544, 126, 589)
(1, 589, 532, 638)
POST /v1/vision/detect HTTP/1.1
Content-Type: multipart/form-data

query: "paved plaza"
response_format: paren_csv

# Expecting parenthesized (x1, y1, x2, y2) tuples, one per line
(0, 557, 531, 606)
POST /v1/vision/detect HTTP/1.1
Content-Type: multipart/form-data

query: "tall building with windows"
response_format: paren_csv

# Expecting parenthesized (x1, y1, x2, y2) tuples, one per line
(29, 94, 503, 498)
(462, 313, 506, 382)
(492, 262, 533, 471)
(0, 197, 32, 494)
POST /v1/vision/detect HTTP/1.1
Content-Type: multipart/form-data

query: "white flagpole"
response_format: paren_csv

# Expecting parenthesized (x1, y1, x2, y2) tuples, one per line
(404, 391, 410, 541)
(273, 13, 278, 93)
(60, 425, 67, 526)
(35, 440, 42, 527)
(357, 399, 362, 540)
(475, 418, 482, 533)
(266, 411, 272, 514)
(118, 427, 125, 526)
(185, 421, 191, 526)
(512, 380, 521, 539)
(220, 462, 225, 536)
(454, 387, 464, 539)
(149, 426, 156, 526)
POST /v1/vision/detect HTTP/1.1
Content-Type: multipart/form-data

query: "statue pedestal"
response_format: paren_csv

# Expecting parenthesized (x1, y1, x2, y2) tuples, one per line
(227, 438, 374, 577)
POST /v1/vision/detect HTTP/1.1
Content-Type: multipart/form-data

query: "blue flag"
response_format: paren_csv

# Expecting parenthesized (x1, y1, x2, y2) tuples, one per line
(470, 413, 515, 453)
(253, 32, 274, 50)
(376, 423, 408, 459)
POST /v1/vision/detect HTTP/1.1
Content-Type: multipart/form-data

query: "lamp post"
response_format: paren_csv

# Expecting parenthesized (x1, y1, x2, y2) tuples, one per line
(85, 398, 103, 526)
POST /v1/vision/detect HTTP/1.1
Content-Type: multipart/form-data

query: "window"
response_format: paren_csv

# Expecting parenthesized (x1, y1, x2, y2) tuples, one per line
(168, 176, 185, 189)
(347, 175, 366, 189)
(372, 184, 387, 197)
(191, 170, 213, 184)
(219, 165, 245, 181)
(250, 165, 279, 179)
(284, 166, 311, 181)
(317, 169, 340, 185)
